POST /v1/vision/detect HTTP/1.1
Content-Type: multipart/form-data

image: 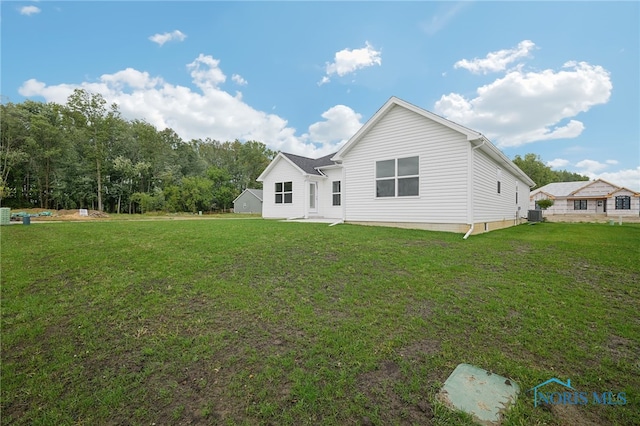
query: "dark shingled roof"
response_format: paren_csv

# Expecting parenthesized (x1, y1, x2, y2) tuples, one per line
(281, 152, 337, 175)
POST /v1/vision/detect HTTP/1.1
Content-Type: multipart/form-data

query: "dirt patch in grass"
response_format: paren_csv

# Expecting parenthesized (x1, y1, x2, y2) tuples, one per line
(355, 337, 440, 425)
(130, 307, 309, 424)
(356, 359, 433, 425)
(545, 403, 602, 426)
(397, 339, 441, 360)
(402, 240, 451, 248)
(606, 335, 637, 363)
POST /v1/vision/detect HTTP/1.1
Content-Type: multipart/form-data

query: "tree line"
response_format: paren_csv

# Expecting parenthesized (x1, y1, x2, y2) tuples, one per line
(512, 153, 589, 188)
(1, 89, 588, 213)
(0, 89, 275, 213)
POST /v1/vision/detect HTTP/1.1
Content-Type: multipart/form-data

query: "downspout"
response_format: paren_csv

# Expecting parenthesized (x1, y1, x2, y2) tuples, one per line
(463, 139, 486, 239)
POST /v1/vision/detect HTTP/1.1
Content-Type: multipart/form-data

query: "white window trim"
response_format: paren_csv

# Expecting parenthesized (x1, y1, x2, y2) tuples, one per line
(332, 180, 341, 206)
(275, 181, 293, 204)
(374, 156, 420, 198)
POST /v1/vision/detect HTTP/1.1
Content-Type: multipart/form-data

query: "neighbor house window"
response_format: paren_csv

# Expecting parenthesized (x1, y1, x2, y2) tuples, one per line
(332, 181, 341, 206)
(615, 196, 631, 210)
(497, 168, 502, 194)
(574, 200, 587, 210)
(376, 156, 419, 197)
(275, 181, 293, 204)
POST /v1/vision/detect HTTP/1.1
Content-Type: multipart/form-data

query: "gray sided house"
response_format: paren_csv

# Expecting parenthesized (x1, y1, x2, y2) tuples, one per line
(233, 189, 263, 214)
(257, 96, 535, 236)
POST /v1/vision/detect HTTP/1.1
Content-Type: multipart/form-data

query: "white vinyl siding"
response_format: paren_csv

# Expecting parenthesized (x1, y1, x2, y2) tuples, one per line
(342, 105, 468, 224)
(473, 149, 525, 222)
(261, 158, 305, 218)
(317, 167, 343, 219)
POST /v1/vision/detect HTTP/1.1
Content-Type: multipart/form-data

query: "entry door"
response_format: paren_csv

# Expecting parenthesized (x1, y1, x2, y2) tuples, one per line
(309, 182, 318, 214)
(596, 200, 604, 213)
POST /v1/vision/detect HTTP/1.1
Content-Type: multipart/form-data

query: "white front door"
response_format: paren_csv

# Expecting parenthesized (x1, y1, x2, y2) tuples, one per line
(309, 182, 318, 214)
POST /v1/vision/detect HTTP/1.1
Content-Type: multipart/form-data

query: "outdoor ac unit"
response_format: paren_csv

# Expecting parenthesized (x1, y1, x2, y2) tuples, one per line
(528, 209, 543, 223)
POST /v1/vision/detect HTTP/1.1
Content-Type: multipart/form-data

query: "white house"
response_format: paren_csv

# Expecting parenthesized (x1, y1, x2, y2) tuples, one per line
(257, 97, 535, 235)
(531, 179, 640, 216)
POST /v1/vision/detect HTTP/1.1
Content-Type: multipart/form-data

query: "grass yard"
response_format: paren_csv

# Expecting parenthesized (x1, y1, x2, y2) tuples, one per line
(1, 219, 638, 425)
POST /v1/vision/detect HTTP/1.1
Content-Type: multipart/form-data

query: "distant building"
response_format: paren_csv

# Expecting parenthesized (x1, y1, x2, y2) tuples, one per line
(233, 189, 263, 214)
(530, 179, 639, 216)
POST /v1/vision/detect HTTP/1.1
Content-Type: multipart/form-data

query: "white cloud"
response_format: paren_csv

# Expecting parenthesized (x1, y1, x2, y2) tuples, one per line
(20, 5, 41, 16)
(319, 42, 381, 85)
(232, 74, 247, 86)
(435, 60, 612, 147)
(148, 30, 187, 46)
(187, 54, 226, 91)
(543, 159, 639, 191)
(303, 105, 363, 153)
(454, 40, 535, 74)
(575, 159, 608, 173)
(592, 167, 640, 191)
(18, 54, 360, 158)
(547, 158, 570, 169)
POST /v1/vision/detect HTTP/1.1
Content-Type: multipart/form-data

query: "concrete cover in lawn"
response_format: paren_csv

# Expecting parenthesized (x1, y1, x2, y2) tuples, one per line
(437, 363, 519, 425)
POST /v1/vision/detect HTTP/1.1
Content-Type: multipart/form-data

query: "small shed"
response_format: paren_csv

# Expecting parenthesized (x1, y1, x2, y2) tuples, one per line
(233, 189, 263, 214)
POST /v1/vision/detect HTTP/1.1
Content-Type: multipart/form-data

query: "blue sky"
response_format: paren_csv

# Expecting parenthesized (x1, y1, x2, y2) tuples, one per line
(2, 1, 639, 189)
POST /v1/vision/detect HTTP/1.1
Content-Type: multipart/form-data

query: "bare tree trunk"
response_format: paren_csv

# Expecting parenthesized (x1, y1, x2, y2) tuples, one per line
(44, 158, 50, 209)
(96, 156, 103, 211)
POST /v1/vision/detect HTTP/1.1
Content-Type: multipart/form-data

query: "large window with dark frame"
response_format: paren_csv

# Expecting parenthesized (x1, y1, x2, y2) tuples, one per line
(574, 199, 587, 210)
(275, 181, 293, 204)
(332, 181, 341, 206)
(376, 156, 419, 198)
(615, 196, 631, 210)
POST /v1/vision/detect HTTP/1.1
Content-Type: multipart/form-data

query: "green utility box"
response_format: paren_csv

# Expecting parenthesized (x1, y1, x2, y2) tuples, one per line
(0, 208, 10, 225)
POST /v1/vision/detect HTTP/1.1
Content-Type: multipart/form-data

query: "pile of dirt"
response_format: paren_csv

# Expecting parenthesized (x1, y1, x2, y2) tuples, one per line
(9, 208, 110, 221)
(57, 209, 110, 219)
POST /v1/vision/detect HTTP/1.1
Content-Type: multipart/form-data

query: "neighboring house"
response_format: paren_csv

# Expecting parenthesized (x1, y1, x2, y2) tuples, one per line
(233, 188, 263, 214)
(530, 179, 640, 217)
(257, 96, 535, 235)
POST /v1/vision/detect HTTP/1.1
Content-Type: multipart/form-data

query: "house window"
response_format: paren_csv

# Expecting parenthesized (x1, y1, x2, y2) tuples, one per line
(376, 156, 419, 197)
(615, 196, 631, 210)
(332, 181, 341, 206)
(275, 181, 293, 204)
(574, 200, 587, 210)
(497, 168, 502, 194)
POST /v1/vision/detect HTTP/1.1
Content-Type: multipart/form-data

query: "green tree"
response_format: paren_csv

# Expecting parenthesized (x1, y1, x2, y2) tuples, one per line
(0, 102, 30, 206)
(536, 199, 554, 210)
(64, 89, 121, 211)
(25, 101, 68, 209)
(179, 176, 213, 213)
(513, 153, 589, 188)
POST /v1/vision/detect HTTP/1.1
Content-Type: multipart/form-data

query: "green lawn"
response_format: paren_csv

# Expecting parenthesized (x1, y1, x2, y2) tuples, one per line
(1, 219, 638, 425)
